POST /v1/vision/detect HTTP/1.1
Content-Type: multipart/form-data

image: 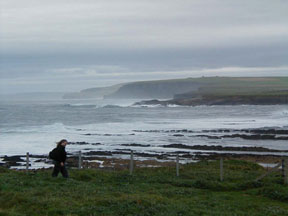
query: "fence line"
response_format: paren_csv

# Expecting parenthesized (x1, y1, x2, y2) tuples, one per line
(176, 154, 179, 177)
(26, 152, 29, 172)
(220, 157, 223, 181)
(255, 162, 282, 182)
(129, 150, 134, 175)
(284, 158, 288, 185)
(23, 151, 288, 184)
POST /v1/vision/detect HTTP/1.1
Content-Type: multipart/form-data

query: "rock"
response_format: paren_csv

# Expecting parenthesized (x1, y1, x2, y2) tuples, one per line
(194, 134, 288, 140)
(173, 134, 184, 137)
(162, 144, 286, 152)
(84, 151, 113, 156)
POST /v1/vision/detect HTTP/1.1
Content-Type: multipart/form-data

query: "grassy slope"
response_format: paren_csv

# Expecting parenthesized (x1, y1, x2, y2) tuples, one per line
(120, 77, 288, 98)
(1, 160, 288, 216)
(64, 77, 288, 99)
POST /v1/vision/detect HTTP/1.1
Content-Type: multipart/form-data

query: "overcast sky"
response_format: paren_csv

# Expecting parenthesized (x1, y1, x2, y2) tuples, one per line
(0, 0, 287, 94)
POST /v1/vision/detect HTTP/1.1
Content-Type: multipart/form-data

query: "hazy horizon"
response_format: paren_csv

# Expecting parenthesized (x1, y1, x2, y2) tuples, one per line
(1, 74, 288, 96)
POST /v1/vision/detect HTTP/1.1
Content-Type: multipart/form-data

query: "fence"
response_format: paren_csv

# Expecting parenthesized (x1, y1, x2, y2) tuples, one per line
(23, 150, 288, 184)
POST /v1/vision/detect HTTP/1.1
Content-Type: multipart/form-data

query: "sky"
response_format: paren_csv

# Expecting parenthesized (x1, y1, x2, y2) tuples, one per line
(0, 0, 287, 94)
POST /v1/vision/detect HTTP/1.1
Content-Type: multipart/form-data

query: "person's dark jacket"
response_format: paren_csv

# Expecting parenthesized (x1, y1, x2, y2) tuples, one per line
(54, 145, 67, 163)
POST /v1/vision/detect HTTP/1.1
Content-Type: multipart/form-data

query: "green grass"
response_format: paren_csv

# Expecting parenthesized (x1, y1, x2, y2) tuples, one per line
(0, 160, 288, 216)
(194, 77, 288, 96)
(131, 76, 288, 97)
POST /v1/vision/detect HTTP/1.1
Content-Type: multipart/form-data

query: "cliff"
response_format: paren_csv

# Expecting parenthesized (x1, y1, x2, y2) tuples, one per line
(104, 79, 201, 99)
(63, 77, 288, 102)
(63, 84, 123, 99)
(133, 77, 288, 106)
(135, 93, 288, 106)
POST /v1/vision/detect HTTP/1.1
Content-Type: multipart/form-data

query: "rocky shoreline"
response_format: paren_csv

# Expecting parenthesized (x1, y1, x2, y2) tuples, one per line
(134, 128, 288, 141)
(134, 94, 288, 106)
(1, 145, 287, 170)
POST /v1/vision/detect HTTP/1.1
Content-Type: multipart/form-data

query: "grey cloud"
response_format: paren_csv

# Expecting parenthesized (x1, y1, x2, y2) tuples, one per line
(1, 65, 288, 94)
(1, 42, 287, 77)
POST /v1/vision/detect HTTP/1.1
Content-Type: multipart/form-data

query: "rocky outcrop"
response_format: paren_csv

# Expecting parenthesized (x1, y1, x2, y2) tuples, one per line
(135, 94, 288, 106)
(195, 134, 288, 140)
(161, 144, 287, 152)
(104, 80, 201, 99)
(63, 84, 123, 99)
(63, 77, 288, 100)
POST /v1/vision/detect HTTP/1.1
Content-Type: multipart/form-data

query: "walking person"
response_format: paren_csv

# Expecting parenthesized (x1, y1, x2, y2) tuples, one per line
(50, 139, 69, 178)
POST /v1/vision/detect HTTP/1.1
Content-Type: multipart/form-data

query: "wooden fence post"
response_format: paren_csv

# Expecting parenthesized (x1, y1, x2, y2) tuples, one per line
(220, 158, 223, 181)
(255, 162, 282, 182)
(78, 151, 82, 169)
(176, 154, 179, 177)
(129, 150, 134, 175)
(26, 152, 29, 172)
(284, 158, 288, 185)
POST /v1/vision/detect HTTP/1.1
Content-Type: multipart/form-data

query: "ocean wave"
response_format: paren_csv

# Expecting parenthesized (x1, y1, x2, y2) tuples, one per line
(63, 104, 97, 108)
(273, 109, 288, 117)
(130, 103, 189, 108)
(281, 110, 288, 116)
(131, 104, 167, 108)
(63, 103, 127, 109)
(1, 122, 70, 134)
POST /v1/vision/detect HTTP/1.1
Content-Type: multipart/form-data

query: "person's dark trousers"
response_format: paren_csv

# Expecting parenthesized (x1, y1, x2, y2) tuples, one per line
(52, 161, 69, 178)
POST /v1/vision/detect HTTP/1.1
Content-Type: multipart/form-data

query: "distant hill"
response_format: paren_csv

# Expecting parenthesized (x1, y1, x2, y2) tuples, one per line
(104, 78, 202, 99)
(63, 78, 202, 99)
(0, 92, 66, 101)
(63, 77, 288, 102)
(134, 77, 288, 106)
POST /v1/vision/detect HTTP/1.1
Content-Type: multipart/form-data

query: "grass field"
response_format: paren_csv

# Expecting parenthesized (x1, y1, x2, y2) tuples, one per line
(1, 160, 288, 216)
(192, 77, 288, 96)
(65, 76, 288, 99)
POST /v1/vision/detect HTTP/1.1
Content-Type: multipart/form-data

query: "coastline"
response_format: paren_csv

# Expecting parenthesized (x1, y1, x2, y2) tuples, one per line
(2, 128, 288, 169)
(134, 94, 288, 107)
(1, 101, 287, 170)
(2, 145, 287, 170)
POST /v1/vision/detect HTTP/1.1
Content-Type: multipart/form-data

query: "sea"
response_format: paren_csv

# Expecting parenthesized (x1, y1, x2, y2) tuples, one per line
(1, 99, 288, 162)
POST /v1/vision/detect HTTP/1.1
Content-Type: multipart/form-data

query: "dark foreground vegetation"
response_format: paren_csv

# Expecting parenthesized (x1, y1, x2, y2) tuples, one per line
(1, 160, 288, 216)
(65, 76, 288, 101)
(133, 77, 288, 105)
